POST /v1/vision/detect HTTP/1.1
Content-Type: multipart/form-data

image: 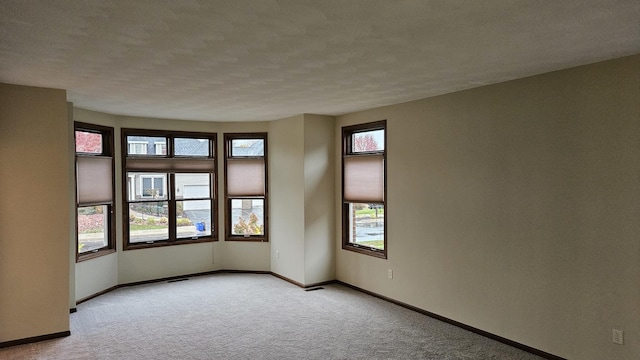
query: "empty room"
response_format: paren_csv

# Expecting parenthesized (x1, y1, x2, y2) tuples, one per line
(1, 1, 638, 359)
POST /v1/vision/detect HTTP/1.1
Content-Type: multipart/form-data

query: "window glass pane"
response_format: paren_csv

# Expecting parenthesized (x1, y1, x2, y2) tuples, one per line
(175, 138, 210, 157)
(352, 129, 384, 153)
(126, 172, 168, 200)
(231, 199, 264, 235)
(231, 139, 264, 157)
(127, 136, 166, 155)
(175, 174, 210, 199)
(177, 200, 212, 238)
(142, 177, 152, 192)
(78, 205, 109, 253)
(75, 130, 102, 153)
(128, 202, 169, 243)
(348, 203, 384, 250)
(153, 177, 163, 192)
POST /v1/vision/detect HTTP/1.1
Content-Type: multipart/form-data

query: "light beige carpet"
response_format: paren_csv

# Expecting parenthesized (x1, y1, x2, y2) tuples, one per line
(0, 273, 545, 359)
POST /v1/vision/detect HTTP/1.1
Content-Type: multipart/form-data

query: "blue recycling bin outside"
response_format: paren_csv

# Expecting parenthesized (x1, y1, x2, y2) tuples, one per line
(196, 222, 206, 232)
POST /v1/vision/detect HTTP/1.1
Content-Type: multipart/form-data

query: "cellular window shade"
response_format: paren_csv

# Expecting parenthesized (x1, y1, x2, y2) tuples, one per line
(126, 158, 215, 172)
(77, 156, 113, 205)
(227, 158, 265, 196)
(344, 154, 384, 202)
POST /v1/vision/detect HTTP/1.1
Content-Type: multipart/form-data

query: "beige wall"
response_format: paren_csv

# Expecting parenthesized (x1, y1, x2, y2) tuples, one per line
(303, 114, 335, 285)
(335, 54, 640, 360)
(270, 115, 306, 283)
(269, 114, 336, 285)
(0, 83, 71, 342)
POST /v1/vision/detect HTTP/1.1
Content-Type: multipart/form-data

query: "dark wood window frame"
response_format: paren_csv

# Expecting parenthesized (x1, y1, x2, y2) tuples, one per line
(224, 133, 269, 242)
(122, 128, 218, 250)
(342, 120, 387, 259)
(75, 122, 116, 262)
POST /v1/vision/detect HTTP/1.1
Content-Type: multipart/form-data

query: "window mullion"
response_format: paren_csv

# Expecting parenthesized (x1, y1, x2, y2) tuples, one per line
(168, 173, 177, 241)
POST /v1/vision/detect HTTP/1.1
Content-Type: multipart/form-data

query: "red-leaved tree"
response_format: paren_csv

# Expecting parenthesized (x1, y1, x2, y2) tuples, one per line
(353, 134, 379, 152)
(75, 131, 102, 153)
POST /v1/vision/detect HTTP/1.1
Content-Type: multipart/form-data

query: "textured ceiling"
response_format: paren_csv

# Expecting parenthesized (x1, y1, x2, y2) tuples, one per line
(1, 0, 639, 122)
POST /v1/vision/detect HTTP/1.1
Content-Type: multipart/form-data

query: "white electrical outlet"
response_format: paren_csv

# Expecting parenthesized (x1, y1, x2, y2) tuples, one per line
(276, 250, 280, 259)
(387, 269, 393, 279)
(613, 329, 624, 345)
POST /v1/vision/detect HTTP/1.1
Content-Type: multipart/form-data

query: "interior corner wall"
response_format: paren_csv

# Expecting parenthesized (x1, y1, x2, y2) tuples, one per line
(0, 83, 71, 342)
(334, 54, 640, 360)
(269, 115, 306, 284)
(303, 114, 336, 285)
(269, 114, 336, 285)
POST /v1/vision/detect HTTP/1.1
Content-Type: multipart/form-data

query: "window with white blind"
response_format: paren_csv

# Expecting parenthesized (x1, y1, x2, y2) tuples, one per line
(342, 121, 386, 258)
(224, 133, 268, 241)
(122, 129, 217, 250)
(75, 122, 116, 261)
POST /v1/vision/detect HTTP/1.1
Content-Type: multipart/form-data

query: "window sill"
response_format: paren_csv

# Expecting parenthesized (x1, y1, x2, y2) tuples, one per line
(342, 243, 387, 259)
(123, 237, 217, 251)
(77, 248, 116, 262)
(225, 236, 268, 242)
